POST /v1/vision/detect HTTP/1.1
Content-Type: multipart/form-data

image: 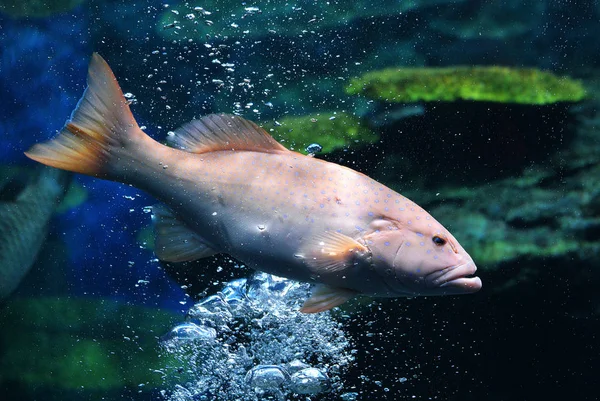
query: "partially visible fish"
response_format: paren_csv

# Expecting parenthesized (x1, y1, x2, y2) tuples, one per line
(0, 166, 71, 300)
(25, 54, 482, 313)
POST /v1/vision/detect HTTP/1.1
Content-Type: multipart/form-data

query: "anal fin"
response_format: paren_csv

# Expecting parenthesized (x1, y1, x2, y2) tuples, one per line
(151, 204, 217, 262)
(300, 284, 358, 313)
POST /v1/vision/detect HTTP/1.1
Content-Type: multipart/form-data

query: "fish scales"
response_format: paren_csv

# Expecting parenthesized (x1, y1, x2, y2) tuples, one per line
(146, 149, 408, 288)
(0, 167, 71, 300)
(25, 54, 481, 313)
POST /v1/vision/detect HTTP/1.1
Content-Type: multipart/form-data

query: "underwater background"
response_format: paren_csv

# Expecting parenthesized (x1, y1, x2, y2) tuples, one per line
(1, 0, 599, 400)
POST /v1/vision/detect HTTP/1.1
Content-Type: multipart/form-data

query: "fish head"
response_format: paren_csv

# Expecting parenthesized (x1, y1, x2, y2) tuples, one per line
(364, 215, 482, 297)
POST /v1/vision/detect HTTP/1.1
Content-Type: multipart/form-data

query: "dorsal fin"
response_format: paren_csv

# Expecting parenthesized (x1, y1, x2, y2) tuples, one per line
(167, 114, 289, 154)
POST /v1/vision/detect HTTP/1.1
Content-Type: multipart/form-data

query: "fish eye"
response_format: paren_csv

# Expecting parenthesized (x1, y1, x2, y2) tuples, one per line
(432, 236, 446, 246)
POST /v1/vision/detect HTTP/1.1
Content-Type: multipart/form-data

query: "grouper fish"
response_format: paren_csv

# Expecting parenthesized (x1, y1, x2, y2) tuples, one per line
(0, 167, 71, 301)
(25, 54, 482, 313)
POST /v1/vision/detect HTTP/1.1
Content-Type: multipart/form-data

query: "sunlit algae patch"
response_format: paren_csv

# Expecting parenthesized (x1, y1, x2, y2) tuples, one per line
(345, 66, 587, 105)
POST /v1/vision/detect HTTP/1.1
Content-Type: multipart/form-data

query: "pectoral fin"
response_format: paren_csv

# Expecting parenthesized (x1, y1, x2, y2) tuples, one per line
(300, 231, 370, 273)
(151, 204, 217, 262)
(300, 284, 358, 313)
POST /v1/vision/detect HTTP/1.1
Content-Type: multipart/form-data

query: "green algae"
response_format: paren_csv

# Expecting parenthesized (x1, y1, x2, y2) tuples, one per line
(346, 66, 587, 105)
(0, 297, 179, 391)
(267, 112, 379, 154)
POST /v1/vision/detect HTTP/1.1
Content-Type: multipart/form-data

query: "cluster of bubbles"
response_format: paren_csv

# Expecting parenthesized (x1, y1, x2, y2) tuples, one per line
(160, 273, 355, 400)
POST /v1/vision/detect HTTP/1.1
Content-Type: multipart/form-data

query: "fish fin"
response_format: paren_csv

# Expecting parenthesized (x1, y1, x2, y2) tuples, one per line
(300, 231, 370, 273)
(25, 53, 148, 179)
(300, 284, 358, 313)
(152, 204, 217, 262)
(168, 114, 289, 154)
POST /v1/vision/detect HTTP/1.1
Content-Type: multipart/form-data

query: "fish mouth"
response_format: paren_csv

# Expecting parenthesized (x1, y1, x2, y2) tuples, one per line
(426, 261, 482, 293)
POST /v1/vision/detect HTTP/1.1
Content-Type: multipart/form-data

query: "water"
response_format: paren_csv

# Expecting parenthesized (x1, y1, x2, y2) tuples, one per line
(1, 1, 599, 401)
(160, 273, 353, 400)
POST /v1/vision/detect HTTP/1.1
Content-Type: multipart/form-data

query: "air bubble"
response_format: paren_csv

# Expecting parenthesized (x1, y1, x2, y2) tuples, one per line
(285, 359, 310, 373)
(160, 274, 354, 400)
(289, 368, 330, 395)
(162, 323, 216, 344)
(245, 365, 288, 390)
(305, 143, 323, 155)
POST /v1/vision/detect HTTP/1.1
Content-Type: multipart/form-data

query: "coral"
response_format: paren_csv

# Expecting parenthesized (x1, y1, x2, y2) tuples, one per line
(0, 0, 84, 18)
(266, 112, 379, 154)
(346, 66, 587, 105)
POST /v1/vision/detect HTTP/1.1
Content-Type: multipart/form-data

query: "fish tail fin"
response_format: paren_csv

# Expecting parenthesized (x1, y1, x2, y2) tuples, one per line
(25, 53, 149, 181)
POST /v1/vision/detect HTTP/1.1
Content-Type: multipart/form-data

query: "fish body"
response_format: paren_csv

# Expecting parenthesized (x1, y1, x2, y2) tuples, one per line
(25, 54, 481, 312)
(0, 167, 71, 300)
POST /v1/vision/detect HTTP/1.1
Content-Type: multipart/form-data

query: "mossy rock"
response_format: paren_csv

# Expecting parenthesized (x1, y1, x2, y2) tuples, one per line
(266, 112, 379, 154)
(346, 66, 587, 105)
(0, 297, 179, 392)
(0, 0, 84, 18)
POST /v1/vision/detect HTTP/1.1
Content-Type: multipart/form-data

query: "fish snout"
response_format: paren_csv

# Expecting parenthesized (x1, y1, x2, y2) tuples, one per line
(426, 260, 482, 293)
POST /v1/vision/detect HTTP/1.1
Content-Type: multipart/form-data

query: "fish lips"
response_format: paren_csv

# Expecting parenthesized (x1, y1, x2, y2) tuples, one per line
(426, 260, 482, 294)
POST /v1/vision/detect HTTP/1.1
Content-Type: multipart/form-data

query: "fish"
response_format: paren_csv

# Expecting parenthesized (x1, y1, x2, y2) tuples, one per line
(0, 166, 71, 301)
(25, 53, 482, 313)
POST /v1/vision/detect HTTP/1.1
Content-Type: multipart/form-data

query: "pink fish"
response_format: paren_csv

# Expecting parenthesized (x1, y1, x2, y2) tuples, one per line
(25, 54, 482, 313)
